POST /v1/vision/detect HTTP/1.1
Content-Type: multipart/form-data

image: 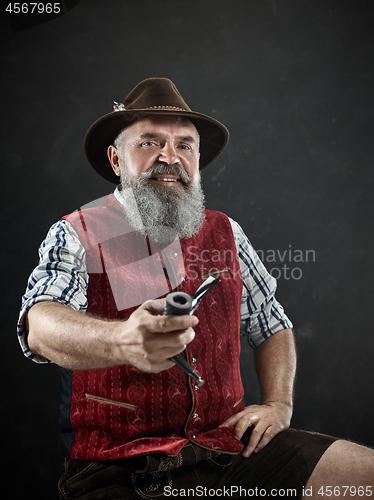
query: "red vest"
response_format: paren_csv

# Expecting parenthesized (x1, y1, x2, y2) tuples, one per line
(61, 194, 245, 460)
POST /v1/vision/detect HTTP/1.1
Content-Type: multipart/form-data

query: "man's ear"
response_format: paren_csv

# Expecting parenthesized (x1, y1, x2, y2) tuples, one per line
(107, 145, 121, 177)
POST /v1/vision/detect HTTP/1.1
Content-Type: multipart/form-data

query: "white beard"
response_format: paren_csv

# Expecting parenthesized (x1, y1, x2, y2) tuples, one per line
(118, 163, 205, 244)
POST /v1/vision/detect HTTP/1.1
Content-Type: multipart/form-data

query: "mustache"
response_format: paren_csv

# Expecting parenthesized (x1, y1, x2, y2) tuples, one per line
(140, 163, 192, 186)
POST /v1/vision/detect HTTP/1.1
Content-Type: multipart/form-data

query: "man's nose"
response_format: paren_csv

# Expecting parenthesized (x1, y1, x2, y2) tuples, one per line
(157, 143, 180, 165)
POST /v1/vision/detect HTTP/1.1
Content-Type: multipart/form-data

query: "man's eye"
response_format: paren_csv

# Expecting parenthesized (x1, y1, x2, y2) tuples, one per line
(179, 144, 191, 150)
(142, 141, 156, 146)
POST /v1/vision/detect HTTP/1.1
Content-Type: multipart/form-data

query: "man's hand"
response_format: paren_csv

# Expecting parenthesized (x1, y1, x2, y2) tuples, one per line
(220, 328, 296, 458)
(115, 298, 198, 373)
(219, 401, 292, 457)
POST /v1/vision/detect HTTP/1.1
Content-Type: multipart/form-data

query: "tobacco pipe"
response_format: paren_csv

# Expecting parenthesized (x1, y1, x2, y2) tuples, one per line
(163, 276, 220, 387)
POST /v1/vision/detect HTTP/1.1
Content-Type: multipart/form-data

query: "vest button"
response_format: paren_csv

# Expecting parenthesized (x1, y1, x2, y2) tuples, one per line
(194, 385, 199, 391)
(193, 413, 198, 419)
(192, 357, 196, 364)
(180, 276, 185, 282)
(192, 435, 196, 439)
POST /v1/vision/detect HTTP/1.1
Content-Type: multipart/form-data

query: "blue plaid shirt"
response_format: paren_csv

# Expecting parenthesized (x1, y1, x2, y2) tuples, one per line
(17, 190, 293, 363)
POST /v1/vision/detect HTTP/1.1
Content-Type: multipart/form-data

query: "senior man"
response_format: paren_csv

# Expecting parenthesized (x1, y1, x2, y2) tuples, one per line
(18, 78, 373, 499)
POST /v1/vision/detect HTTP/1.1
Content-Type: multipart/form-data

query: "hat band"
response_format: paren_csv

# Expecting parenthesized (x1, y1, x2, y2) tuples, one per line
(144, 105, 185, 111)
(112, 103, 186, 113)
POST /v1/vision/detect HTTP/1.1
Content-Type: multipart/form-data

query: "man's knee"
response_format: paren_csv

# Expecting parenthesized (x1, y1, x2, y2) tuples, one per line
(306, 439, 374, 497)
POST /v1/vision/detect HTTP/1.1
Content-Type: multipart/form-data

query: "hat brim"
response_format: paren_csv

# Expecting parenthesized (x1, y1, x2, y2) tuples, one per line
(84, 109, 229, 184)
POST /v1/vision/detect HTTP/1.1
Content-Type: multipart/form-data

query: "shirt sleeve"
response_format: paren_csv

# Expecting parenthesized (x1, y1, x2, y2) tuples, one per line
(228, 217, 293, 349)
(17, 219, 88, 363)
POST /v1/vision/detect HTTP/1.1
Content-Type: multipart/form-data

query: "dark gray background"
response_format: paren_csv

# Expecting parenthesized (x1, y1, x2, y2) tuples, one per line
(1, 0, 373, 497)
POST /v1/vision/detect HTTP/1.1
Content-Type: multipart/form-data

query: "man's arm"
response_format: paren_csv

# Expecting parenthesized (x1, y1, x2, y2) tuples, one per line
(27, 300, 198, 372)
(20, 219, 197, 371)
(219, 328, 296, 457)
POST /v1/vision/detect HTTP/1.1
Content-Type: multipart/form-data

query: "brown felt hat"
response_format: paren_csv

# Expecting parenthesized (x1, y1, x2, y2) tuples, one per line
(84, 77, 229, 183)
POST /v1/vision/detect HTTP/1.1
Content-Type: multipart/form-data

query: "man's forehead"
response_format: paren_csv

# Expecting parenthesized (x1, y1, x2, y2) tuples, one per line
(127, 115, 199, 138)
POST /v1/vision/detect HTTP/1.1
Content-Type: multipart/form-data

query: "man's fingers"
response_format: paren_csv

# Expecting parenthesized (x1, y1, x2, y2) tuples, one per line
(253, 426, 277, 454)
(243, 423, 283, 458)
(142, 298, 167, 315)
(219, 405, 260, 432)
(140, 299, 199, 333)
(155, 329, 195, 356)
(220, 415, 275, 458)
(154, 314, 199, 333)
(220, 412, 258, 444)
(218, 413, 241, 429)
(243, 421, 269, 458)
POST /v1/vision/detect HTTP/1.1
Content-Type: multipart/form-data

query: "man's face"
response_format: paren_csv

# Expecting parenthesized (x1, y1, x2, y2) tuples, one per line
(108, 115, 205, 243)
(109, 115, 200, 187)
